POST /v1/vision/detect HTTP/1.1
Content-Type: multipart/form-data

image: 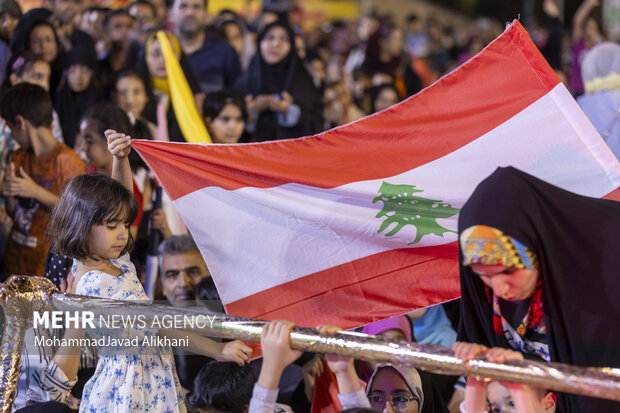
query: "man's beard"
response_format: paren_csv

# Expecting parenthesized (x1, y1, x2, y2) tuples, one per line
(178, 18, 201, 37)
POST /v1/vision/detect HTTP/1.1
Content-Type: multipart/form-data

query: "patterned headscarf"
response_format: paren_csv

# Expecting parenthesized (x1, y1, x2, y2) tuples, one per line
(459, 225, 538, 270)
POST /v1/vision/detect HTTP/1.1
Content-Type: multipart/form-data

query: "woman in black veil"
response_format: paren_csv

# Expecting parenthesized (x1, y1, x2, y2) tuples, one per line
(455, 166, 620, 412)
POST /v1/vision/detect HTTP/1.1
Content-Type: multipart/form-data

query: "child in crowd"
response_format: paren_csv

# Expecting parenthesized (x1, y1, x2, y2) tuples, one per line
(187, 360, 258, 412)
(454, 344, 557, 413)
(45, 130, 251, 412)
(0, 52, 64, 169)
(110, 68, 157, 137)
(250, 321, 369, 413)
(0, 83, 84, 278)
(203, 89, 247, 143)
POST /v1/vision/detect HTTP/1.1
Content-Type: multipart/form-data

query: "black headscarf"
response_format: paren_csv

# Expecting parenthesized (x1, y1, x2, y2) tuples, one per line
(234, 20, 323, 142)
(457, 166, 620, 412)
(54, 45, 101, 148)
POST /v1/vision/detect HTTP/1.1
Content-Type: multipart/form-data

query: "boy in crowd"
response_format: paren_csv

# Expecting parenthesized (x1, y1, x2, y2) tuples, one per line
(0, 83, 85, 277)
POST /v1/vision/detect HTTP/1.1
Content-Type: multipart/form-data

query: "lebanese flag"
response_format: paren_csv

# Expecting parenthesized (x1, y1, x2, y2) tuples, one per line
(132, 21, 620, 330)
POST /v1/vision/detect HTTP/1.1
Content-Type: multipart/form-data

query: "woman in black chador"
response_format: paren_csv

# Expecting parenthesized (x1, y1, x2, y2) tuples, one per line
(455, 166, 620, 412)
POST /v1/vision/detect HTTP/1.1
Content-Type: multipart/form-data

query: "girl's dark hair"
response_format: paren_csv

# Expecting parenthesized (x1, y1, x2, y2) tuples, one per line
(49, 173, 138, 261)
(108, 67, 153, 112)
(203, 89, 248, 123)
(81, 103, 134, 139)
(5, 51, 44, 82)
(0, 52, 47, 100)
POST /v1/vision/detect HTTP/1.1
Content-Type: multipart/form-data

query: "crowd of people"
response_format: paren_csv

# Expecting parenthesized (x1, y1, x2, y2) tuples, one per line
(0, 0, 619, 411)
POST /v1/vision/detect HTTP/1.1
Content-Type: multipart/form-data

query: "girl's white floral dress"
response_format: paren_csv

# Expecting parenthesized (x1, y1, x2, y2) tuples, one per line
(75, 254, 187, 413)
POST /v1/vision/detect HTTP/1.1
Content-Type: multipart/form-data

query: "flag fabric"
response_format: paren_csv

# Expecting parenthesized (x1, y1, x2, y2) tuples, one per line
(132, 20, 620, 330)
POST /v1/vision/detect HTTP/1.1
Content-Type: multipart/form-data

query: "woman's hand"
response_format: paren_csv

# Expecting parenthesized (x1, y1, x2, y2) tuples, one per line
(245, 94, 270, 119)
(453, 341, 490, 361)
(105, 129, 131, 158)
(215, 340, 252, 366)
(268, 91, 293, 113)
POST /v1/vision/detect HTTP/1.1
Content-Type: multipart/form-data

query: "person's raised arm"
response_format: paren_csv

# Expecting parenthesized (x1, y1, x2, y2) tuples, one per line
(105, 129, 133, 193)
(572, 0, 599, 42)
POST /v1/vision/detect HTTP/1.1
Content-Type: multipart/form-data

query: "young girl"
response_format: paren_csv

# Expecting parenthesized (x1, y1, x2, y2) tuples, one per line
(203, 89, 247, 144)
(455, 346, 556, 413)
(47, 131, 251, 412)
(110, 68, 158, 138)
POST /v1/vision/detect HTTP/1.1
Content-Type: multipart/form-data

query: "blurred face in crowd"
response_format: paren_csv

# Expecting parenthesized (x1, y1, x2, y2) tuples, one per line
(470, 264, 539, 302)
(261, 26, 291, 65)
(374, 87, 398, 112)
(295, 35, 305, 59)
(0, 12, 19, 39)
(161, 251, 211, 307)
(206, 103, 244, 144)
(368, 367, 419, 413)
(80, 119, 112, 172)
(382, 28, 403, 58)
(67, 64, 92, 92)
(11, 60, 51, 91)
(106, 13, 135, 44)
(171, 0, 205, 36)
(308, 58, 326, 85)
(79, 9, 105, 41)
(223, 22, 243, 56)
(53, 0, 81, 24)
(128, 2, 156, 29)
(357, 15, 378, 42)
(146, 38, 170, 78)
(115, 75, 148, 119)
(29, 24, 58, 63)
(148, 0, 167, 26)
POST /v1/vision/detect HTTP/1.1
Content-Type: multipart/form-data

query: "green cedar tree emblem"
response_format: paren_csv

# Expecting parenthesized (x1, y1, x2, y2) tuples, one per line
(372, 182, 460, 244)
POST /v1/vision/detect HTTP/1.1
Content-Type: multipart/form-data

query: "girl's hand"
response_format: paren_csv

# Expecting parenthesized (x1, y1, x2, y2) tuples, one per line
(105, 129, 132, 158)
(316, 324, 354, 375)
(261, 320, 303, 371)
(216, 340, 252, 366)
(453, 341, 490, 361)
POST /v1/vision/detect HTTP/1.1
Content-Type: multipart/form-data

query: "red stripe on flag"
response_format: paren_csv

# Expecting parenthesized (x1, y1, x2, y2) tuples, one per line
(223, 243, 460, 329)
(132, 21, 559, 200)
(602, 187, 620, 202)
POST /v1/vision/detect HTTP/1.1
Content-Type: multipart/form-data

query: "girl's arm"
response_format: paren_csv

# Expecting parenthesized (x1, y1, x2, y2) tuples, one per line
(105, 129, 133, 193)
(158, 328, 252, 365)
(462, 377, 488, 413)
(52, 327, 85, 382)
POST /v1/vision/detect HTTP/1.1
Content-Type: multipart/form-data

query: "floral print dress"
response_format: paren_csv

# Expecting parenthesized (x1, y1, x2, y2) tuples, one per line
(75, 254, 186, 412)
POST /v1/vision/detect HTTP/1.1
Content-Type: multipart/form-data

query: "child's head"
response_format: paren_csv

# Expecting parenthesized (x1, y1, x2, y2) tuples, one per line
(111, 68, 151, 119)
(203, 89, 247, 144)
(367, 365, 423, 413)
(487, 381, 556, 413)
(79, 104, 133, 173)
(187, 360, 256, 413)
(49, 173, 138, 262)
(0, 83, 52, 147)
(6, 52, 50, 91)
